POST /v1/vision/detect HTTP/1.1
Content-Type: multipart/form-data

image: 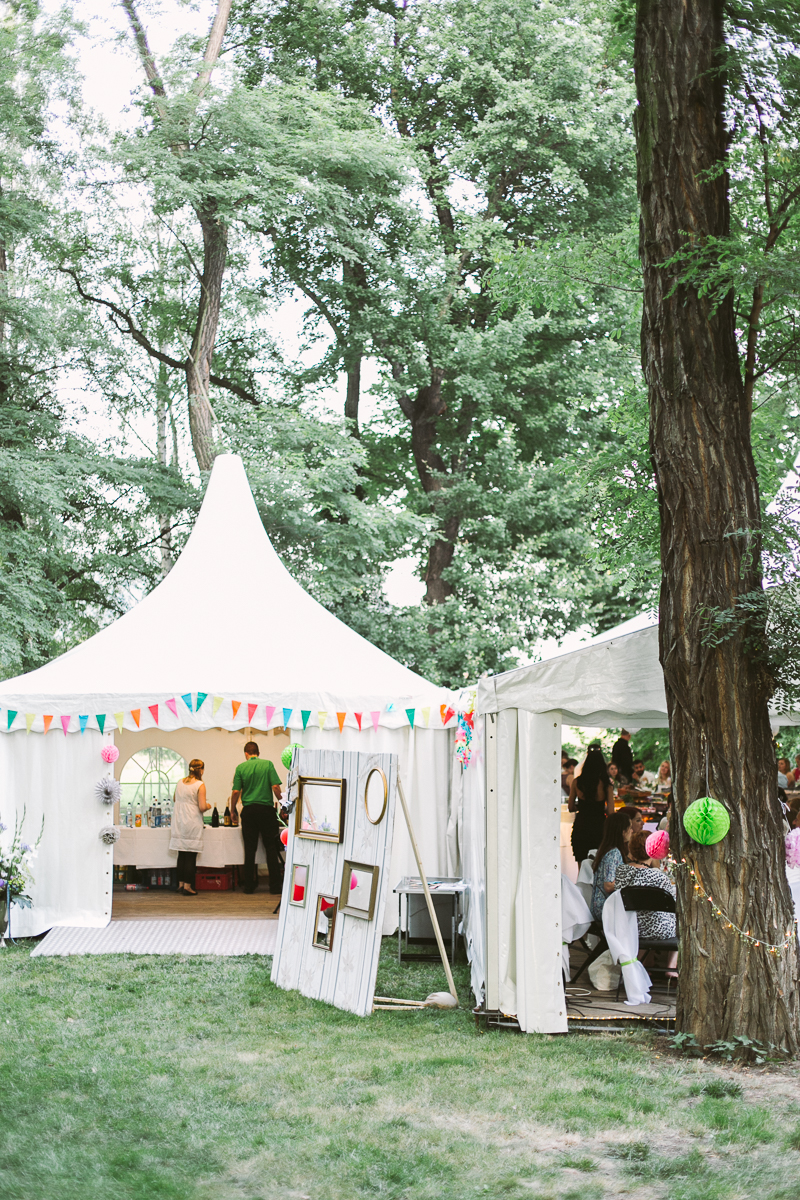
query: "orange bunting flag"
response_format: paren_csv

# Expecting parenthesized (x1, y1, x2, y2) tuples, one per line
(336, 712, 346, 733)
(131, 709, 141, 728)
(231, 700, 241, 721)
(318, 711, 327, 730)
(43, 715, 54, 734)
(440, 704, 455, 725)
(149, 704, 159, 725)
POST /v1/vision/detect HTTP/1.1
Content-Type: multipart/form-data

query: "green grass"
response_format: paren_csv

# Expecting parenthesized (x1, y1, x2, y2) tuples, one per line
(1, 938, 799, 1200)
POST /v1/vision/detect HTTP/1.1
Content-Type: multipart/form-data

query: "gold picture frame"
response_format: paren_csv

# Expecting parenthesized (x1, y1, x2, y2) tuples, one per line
(295, 776, 346, 842)
(313, 894, 338, 951)
(339, 861, 380, 921)
(364, 767, 388, 825)
(289, 863, 309, 907)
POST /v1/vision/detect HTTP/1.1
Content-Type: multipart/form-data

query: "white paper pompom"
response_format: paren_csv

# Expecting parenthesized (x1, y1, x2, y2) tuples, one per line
(95, 778, 121, 806)
(100, 826, 120, 845)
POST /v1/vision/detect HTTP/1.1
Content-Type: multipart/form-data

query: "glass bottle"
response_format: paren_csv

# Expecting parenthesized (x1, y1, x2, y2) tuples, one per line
(211, 806, 220, 828)
(223, 805, 231, 827)
(135, 801, 142, 828)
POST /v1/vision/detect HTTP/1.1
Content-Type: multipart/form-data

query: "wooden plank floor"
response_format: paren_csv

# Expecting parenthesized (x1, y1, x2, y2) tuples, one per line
(564, 943, 676, 1028)
(112, 889, 280, 920)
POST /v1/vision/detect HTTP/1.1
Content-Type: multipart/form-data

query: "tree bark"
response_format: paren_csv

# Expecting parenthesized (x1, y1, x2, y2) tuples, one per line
(634, 0, 799, 1049)
(186, 201, 227, 471)
(155, 360, 174, 578)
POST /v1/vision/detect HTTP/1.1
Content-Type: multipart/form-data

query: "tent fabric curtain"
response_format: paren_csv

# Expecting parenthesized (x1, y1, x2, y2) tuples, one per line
(0, 729, 109, 937)
(460, 717, 486, 1003)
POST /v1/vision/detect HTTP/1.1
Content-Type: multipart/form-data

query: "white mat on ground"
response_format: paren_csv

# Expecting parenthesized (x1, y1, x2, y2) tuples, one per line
(30, 920, 277, 957)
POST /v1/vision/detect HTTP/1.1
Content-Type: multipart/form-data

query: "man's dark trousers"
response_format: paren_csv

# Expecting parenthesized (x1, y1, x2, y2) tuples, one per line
(240, 803, 284, 892)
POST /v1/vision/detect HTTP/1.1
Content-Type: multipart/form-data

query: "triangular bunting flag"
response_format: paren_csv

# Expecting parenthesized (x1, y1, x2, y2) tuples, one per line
(247, 703, 258, 724)
(231, 700, 241, 721)
(336, 712, 346, 733)
(212, 696, 223, 717)
(370, 711, 380, 732)
(301, 710, 311, 730)
(7, 710, 17, 730)
(114, 713, 124, 733)
(131, 709, 141, 728)
(421, 706, 431, 727)
(440, 704, 447, 725)
(354, 712, 363, 730)
(265, 706, 275, 727)
(79, 716, 89, 734)
(283, 707, 292, 728)
(181, 693, 193, 711)
(166, 698, 178, 718)
(60, 715, 71, 736)
(443, 705, 455, 725)
(96, 715, 106, 734)
(406, 708, 415, 728)
(25, 714, 35, 734)
(43, 715, 53, 735)
(149, 704, 159, 726)
(196, 692, 208, 711)
(386, 702, 395, 712)
(318, 711, 327, 730)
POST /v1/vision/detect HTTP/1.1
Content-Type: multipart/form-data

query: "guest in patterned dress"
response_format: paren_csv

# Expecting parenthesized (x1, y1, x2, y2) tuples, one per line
(590, 810, 637, 921)
(615, 831, 676, 940)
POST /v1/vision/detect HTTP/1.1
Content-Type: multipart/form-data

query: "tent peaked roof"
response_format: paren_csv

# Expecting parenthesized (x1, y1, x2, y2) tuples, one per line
(0, 454, 449, 718)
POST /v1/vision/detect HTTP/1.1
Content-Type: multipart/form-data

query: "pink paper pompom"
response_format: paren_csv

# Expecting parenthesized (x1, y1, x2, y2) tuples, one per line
(786, 828, 800, 869)
(101, 744, 120, 764)
(646, 830, 669, 860)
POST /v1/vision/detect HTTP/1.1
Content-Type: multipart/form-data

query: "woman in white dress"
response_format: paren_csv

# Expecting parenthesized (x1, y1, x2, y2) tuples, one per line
(169, 759, 210, 895)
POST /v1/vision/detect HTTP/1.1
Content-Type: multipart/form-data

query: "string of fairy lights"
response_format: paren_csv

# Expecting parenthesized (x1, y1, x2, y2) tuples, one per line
(670, 856, 797, 957)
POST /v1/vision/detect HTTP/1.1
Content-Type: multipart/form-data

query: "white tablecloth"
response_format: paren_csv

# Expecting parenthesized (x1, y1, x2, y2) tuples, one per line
(113, 826, 266, 868)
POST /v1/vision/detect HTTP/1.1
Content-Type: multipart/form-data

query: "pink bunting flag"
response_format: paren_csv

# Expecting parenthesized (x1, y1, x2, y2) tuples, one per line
(60, 715, 71, 736)
(370, 711, 380, 732)
(149, 704, 159, 725)
(247, 703, 258, 724)
(166, 698, 178, 718)
(265, 705, 275, 727)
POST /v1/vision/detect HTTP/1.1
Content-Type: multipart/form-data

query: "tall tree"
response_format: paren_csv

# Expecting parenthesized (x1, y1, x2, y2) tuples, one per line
(634, 0, 800, 1047)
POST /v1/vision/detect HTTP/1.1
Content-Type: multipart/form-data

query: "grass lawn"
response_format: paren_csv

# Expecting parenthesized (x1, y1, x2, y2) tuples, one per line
(1, 939, 799, 1200)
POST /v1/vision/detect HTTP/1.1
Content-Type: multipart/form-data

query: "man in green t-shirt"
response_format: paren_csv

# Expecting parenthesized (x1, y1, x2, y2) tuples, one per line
(231, 741, 283, 894)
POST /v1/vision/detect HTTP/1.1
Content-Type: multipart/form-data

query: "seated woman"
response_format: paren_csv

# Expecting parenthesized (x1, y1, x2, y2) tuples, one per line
(654, 760, 672, 795)
(590, 809, 637, 922)
(615, 831, 676, 940)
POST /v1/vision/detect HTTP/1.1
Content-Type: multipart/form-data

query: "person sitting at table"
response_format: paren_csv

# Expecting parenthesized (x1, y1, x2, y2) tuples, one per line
(607, 762, 621, 792)
(169, 758, 211, 895)
(654, 760, 672, 794)
(590, 808, 637, 921)
(616, 830, 677, 941)
(231, 741, 284, 894)
(568, 744, 615, 866)
(778, 758, 796, 787)
(632, 759, 657, 789)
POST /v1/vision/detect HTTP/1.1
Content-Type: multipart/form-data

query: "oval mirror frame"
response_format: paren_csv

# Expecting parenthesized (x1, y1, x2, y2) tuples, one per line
(364, 767, 388, 825)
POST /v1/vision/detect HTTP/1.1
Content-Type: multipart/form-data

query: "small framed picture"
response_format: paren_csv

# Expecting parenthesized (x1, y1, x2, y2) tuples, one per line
(313, 894, 338, 951)
(296, 776, 346, 843)
(290, 863, 308, 907)
(339, 861, 380, 921)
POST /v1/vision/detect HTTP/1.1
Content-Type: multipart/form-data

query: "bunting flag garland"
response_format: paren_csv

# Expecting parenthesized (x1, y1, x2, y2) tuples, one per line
(421, 706, 430, 728)
(336, 712, 346, 732)
(231, 700, 241, 720)
(148, 704, 159, 726)
(441, 705, 455, 725)
(212, 696, 223, 717)
(7, 711, 17, 730)
(25, 714, 35, 734)
(79, 716, 89, 734)
(386, 702, 394, 712)
(318, 711, 327, 730)
(354, 712, 363, 730)
(196, 693, 208, 711)
(61, 715, 71, 736)
(370, 711, 380, 732)
(114, 713, 124, 733)
(283, 707, 292, 728)
(166, 698, 178, 719)
(247, 703, 258, 724)
(406, 708, 415, 728)
(265, 705, 275, 727)
(301, 710, 311, 730)
(43, 715, 53, 735)
(96, 715, 106, 734)
(181, 693, 193, 712)
(131, 709, 141, 728)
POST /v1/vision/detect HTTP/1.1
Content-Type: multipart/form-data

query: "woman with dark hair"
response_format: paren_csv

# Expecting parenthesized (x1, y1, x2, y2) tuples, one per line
(590, 808, 636, 921)
(169, 758, 211, 895)
(615, 831, 677, 940)
(568, 744, 615, 865)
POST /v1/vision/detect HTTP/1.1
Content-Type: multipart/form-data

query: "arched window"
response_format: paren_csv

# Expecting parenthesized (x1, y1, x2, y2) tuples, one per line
(120, 747, 187, 809)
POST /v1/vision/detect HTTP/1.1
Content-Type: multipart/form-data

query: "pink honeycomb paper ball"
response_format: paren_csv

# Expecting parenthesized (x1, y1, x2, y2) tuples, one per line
(101, 745, 120, 764)
(786, 828, 800, 869)
(645, 830, 669, 860)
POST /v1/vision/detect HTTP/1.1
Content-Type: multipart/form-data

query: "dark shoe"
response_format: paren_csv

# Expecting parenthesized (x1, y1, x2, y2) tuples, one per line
(243, 887, 256, 895)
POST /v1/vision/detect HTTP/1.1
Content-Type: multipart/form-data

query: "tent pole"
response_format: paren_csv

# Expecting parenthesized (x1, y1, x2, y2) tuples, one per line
(396, 774, 458, 1001)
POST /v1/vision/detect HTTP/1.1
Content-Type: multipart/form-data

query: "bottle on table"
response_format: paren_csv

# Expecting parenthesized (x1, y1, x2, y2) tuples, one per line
(155, 803, 162, 828)
(223, 805, 231, 827)
(211, 805, 220, 828)
(134, 802, 142, 828)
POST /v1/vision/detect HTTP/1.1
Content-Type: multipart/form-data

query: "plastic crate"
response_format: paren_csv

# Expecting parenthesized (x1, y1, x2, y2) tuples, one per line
(195, 869, 232, 891)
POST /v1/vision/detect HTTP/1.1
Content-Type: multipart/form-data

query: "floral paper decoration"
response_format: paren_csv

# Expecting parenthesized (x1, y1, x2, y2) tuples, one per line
(281, 742, 303, 770)
(645, 830, 669, 859)
(95, 778, 121, 806)
(99, 826, 120, 845)
(683, 796, 730, 845)
(101, 745, 120, 764)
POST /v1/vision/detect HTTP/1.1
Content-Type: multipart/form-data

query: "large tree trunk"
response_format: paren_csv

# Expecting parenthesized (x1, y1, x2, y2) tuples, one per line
(185, 201, 227, 471)
(634, 0, 799, 1049)
(155, 360, 174, 578)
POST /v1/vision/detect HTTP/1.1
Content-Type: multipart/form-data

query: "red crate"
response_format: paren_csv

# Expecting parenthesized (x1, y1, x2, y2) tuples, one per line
(195, 869, 232, 891)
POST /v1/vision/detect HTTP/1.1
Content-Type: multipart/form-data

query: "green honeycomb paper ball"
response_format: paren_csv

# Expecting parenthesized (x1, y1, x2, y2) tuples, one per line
(281, 742, 303, 770)
(683, 796, 730, 845)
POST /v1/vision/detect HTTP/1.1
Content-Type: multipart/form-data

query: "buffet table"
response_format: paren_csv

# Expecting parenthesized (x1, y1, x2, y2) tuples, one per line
(113, 826, 266, 869)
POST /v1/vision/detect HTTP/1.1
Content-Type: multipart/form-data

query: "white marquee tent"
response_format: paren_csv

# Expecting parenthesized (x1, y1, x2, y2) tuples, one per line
(460, 613, 799, 1033)
(0, 455, 458, 937)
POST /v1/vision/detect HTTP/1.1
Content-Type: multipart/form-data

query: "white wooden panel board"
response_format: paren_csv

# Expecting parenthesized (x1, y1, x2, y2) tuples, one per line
(270, 749, 397, 1016)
